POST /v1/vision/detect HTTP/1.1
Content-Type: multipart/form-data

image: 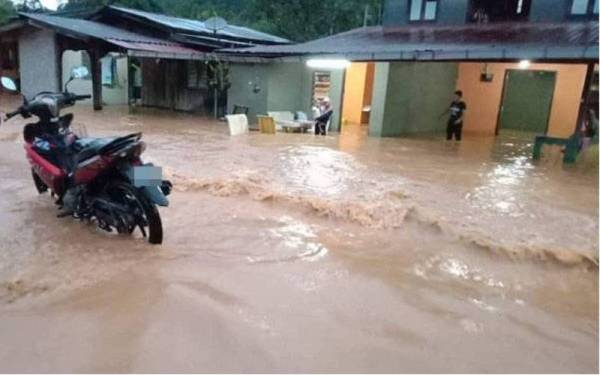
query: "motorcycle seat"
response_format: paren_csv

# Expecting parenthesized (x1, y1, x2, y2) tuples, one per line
(73, 137, 115, 164)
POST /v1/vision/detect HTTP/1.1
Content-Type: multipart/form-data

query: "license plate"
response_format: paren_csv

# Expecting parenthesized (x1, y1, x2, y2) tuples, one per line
(133, 166, 162, 187)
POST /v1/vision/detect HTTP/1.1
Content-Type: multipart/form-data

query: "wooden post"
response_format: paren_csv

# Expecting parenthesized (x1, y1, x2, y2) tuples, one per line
(89, 49, 103, 111)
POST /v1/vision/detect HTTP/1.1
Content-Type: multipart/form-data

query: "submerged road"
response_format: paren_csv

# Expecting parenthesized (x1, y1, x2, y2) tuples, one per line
(0, 101, 597, 373)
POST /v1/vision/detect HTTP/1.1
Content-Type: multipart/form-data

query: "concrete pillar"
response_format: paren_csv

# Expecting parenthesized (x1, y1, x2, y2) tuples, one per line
(369, 62, 390, 137)
(89, 49, 103, 111)
(328, 69, 345, 132)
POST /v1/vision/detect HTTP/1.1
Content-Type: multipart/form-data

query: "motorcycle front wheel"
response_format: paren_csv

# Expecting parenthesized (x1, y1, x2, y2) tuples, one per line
(105, 181, 163, 244)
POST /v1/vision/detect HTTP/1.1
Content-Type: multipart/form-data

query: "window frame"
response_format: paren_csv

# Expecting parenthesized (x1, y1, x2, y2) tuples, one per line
(408, 0, 440, 23)
(186, 61, 207, 90)
(567, 0, 599, 19)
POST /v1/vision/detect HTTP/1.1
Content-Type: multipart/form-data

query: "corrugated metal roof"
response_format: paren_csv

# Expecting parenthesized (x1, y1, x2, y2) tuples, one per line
(223, 22, 599, 61)
(21, 12, 179, 45)
(16, 12, 267, 62)
(109, 6, 290, 45)
(107, 39, 204, 55)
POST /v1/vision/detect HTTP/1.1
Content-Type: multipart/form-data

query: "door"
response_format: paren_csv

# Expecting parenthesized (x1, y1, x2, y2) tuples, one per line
(498, 70, 556, 134)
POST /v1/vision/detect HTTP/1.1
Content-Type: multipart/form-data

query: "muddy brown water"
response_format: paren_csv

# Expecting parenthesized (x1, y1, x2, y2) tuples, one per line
(0, 98, 598, 373)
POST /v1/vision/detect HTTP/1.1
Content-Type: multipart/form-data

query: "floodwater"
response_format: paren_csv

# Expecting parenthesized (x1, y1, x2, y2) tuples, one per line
(0, 98, 598, 373)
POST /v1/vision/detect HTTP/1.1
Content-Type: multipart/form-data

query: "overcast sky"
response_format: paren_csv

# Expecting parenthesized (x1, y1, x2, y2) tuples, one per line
(12, 0, 61, 11)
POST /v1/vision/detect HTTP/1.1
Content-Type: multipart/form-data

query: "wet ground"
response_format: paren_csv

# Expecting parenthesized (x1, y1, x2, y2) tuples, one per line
(0, 98, 598, 373)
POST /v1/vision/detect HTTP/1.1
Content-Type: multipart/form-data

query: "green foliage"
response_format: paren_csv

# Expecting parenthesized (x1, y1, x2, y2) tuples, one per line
(58, 0, 384, 41)
(61, 0, 163, 12)
(249, 0, 383, 41)
(0, 0, 15, 25)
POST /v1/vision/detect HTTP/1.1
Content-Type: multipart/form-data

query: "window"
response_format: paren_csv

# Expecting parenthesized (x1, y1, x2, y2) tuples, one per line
(409, 0, 438, 21)
(570, 0, 598, 15)
(516, 0, 524, 14)
(571, 0, 589, 14)
(187, 61, 207, 89)
(0, 43, 17, 70)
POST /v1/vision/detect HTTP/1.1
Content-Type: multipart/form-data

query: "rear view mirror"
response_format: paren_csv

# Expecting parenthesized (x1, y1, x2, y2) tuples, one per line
(70, 66, 89, 80)
(1, 77, 17, 92)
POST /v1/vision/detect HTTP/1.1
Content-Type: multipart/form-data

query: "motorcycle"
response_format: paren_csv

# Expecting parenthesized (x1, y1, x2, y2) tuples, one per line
(1, 66, 171, 244)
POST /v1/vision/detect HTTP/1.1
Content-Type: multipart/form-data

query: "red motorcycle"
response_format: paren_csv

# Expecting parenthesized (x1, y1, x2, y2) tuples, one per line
(1, 67, 171, 244)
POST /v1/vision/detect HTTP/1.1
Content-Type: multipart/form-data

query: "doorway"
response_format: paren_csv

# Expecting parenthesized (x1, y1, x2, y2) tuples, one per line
(497, 69, 556, 134)
(341, 62, 375, 129)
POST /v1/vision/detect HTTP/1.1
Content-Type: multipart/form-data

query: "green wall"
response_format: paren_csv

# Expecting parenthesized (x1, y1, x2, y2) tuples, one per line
(266, 62, 306, 112)
(229, 61, 344, 131)
(228, 63, 269, 124)
(369, 62, 458, 137)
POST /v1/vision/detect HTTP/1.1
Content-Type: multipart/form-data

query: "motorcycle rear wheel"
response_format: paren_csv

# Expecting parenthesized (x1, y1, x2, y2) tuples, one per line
(106, 181, 163, 244)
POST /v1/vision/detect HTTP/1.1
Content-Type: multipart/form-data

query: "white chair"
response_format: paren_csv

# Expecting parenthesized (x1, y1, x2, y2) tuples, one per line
(225, 114, 249, 136)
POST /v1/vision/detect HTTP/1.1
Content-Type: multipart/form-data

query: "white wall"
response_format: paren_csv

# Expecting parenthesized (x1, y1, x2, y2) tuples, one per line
(62, 50, 129, 105)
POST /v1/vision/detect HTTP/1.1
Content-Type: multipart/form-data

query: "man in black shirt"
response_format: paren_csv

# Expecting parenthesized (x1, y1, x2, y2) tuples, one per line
(442, 90, 467, 141)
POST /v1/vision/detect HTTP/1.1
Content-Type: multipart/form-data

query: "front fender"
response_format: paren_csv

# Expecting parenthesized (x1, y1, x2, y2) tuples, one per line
(141, 185, 169, 207)
(121, 164, 170, 207)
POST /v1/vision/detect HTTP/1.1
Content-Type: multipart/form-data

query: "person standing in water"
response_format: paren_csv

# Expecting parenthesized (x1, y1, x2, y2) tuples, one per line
(314, 99, 333, 136)
(441, 90, 467, 141)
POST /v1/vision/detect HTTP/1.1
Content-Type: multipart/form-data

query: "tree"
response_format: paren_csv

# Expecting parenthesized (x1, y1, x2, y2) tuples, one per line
(0, 0, 15, 24)
(57, 0, 384, 42)
(60, 0, 163, 13)
(248, 0, 383, 42)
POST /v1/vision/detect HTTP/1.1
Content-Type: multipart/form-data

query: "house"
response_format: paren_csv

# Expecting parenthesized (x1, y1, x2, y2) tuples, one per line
(226, 0, 599, 138)
(0, 6, 289, 115)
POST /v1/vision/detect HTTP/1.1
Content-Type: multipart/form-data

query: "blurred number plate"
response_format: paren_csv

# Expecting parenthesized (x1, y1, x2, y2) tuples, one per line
(133, 166, 162, 187)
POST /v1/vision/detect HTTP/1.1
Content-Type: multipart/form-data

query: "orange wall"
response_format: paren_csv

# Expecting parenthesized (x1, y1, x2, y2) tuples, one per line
(457, 63, 587, 137)
(363, 63, 375, 107)
(343, 63, 374, 125)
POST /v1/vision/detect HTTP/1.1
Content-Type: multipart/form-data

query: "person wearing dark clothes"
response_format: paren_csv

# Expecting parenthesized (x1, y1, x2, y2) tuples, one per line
(314, 101, 333, 136)
(443, 90, 467, 141)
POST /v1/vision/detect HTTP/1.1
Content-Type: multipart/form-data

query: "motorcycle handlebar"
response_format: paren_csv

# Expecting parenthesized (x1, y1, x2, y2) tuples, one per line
(73, 95, 92, 101)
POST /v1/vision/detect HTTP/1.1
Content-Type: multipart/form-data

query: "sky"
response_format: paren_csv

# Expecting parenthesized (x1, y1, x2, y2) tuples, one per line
(40, 0, 60, 10)
(11, 0, 61, 11)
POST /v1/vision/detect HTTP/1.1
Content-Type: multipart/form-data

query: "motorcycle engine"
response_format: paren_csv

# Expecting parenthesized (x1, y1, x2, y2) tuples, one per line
(62, 186, 83, 212)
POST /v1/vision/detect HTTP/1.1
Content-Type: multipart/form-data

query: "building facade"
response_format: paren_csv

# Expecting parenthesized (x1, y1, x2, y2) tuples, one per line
(229, 0, 598, 138)
(383, 0, 599, 25)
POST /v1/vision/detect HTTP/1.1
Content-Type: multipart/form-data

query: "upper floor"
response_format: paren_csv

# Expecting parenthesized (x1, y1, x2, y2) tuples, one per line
(383, 0, 599, 26)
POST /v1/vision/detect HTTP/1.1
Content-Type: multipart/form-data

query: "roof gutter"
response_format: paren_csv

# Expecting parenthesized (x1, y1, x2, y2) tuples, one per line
(127, 49, 272, 63)
(222, 45, 600, 63)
